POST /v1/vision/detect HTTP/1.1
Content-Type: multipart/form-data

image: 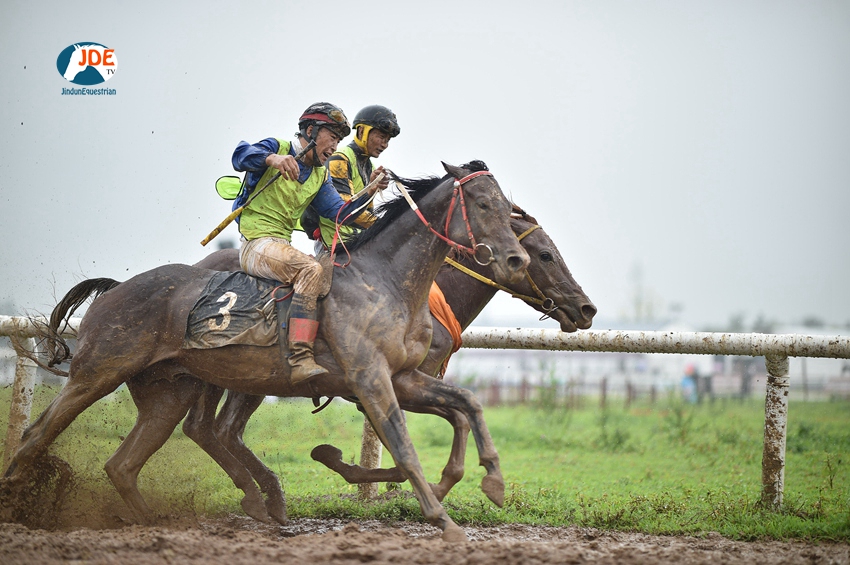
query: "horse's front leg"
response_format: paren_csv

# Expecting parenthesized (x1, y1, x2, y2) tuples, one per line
(393, 370, 504, 508)
(310, 403, 468, 501)
(347, 365, 467, 543)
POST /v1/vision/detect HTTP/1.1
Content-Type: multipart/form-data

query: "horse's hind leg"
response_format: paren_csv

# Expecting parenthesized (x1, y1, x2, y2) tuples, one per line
(214, 391, 286, 524)
(3, 358, 127, 482)
(404, 406, 470, 501)
(182, 386, 278, 524)
(103, 375, 204, 524)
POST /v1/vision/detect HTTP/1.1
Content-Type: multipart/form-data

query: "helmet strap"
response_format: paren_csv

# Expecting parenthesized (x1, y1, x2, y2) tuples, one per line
(302, 123, 322, 167)
(354, 125, 372, 152)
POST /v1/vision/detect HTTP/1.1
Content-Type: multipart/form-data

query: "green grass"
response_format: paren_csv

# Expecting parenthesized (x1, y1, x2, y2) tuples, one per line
(1, 384, 848, 541)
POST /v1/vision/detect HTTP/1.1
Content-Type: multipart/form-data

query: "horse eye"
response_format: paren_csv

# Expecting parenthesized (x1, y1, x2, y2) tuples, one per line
(539, 250, 553, 262)
(477, 201, 489, 210)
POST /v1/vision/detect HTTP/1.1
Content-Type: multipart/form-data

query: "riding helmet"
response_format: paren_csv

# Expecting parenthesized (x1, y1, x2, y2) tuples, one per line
(298, 102, 351, 139)
(353, 105, 401, 138)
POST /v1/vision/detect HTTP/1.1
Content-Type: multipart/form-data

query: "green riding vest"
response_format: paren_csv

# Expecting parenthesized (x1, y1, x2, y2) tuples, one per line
(319, 144, 373, 245)
(239, 139, 327, 242)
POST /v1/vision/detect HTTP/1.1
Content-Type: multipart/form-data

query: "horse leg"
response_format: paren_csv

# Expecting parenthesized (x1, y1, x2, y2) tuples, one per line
(349, 367, 467, 543)
(2, 351, 129, 484)
(392, 371, 504, 508)
(407, 407, 470, 502)
(310, 443, 407, 483)
(104, 375, 204, 524)
(308, 404, 468, 501)
(214, 391, 287, 524)
(181, 385, 274, 523)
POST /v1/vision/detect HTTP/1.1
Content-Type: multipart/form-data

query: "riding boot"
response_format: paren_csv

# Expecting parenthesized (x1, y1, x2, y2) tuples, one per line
(287, 294, 328, 385)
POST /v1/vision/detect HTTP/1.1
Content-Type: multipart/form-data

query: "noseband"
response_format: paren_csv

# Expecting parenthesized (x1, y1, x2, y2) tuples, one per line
(444, 223, 561, 321)
(397, 170, 496, 266)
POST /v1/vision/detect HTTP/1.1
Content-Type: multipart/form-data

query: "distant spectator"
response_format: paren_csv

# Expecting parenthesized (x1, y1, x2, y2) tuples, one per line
(681, 364, 697, 403)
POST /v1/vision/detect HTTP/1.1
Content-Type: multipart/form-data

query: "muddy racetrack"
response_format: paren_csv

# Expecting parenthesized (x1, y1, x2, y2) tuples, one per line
(2, 515, 848, 564)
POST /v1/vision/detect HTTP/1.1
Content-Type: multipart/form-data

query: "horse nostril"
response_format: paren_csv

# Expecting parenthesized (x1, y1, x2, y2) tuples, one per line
(507, 255, 527, 272)
(581, 303, 598, 321)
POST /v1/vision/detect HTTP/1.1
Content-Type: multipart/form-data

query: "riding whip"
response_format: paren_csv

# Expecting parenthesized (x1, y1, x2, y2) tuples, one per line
(200, 140, 316, 246)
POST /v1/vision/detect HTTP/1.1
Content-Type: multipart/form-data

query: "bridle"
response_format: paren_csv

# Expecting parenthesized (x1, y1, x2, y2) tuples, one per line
(443, 222, 560, 321)
(329, 170, 498, 268)
(396, 170, 497, 267)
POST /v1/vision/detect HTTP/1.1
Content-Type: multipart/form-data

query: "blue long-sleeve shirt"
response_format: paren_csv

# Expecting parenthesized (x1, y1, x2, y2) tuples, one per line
(231, 138, 355, 222)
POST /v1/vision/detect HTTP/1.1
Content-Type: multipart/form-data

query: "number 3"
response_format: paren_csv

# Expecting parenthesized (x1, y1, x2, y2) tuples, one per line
(208, 291, 238, 331)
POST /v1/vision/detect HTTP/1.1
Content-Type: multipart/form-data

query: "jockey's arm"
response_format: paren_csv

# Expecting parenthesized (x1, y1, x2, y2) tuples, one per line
(232, 138, 281, 189)
(311, 180, 371, 227)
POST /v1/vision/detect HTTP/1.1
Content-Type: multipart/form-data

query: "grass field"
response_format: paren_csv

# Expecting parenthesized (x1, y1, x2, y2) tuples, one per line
(1, 384, 848, 541)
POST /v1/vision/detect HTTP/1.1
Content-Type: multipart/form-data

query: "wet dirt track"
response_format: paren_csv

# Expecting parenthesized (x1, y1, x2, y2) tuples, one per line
(2, 516, 848, 564)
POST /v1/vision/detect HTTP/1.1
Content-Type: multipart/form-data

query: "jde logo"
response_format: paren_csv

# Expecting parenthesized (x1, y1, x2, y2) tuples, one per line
(56, 43, 117, 85)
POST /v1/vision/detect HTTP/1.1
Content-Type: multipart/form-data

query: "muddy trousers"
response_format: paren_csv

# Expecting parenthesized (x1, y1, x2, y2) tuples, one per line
(240, 236, 329, 384)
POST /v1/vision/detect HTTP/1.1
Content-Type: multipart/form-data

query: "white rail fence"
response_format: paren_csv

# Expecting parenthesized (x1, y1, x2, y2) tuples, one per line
(2, 315, 849, 509)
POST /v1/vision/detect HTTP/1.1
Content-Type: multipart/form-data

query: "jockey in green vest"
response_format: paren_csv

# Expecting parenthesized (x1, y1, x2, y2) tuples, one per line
(316, 105, 401, 248)
(232, 102, 375, 385)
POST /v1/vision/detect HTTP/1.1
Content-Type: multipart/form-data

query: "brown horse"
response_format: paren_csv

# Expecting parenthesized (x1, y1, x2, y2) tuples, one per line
(1, 162, 529, 542)
(157, 207, 596, 525)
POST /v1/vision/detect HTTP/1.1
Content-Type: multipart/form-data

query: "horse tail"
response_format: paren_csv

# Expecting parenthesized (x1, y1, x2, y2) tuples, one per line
(46, 278, 121, 367)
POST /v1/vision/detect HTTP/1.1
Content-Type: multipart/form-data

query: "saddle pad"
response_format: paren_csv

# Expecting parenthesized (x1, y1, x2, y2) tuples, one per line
(183, 271, 285, 350)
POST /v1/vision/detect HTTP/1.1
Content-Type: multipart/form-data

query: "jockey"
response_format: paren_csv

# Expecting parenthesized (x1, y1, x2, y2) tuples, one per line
(232, 102, 375, 385)
(314, 104, 401, 248)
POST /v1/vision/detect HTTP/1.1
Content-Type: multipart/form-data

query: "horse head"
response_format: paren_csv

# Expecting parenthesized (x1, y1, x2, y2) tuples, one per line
(441, 161, 529, 286)
(507, 214, 597, 332)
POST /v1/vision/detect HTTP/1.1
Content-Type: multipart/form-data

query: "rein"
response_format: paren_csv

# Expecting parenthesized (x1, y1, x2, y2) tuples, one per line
(444, 223, 560, 321)
(396, 171, 496, 266)
(330, 170, 497, 268)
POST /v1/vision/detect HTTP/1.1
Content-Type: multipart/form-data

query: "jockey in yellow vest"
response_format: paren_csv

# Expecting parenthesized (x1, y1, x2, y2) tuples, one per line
(232, 102, 376, 385)
(316, 105, 401, 248)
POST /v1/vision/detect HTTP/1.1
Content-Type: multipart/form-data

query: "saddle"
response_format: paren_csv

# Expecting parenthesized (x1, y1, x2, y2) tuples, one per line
(183, 254, 333, 351)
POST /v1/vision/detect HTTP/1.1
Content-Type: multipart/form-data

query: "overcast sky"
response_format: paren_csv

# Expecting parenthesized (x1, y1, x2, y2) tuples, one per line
(1, 0, 848, 332)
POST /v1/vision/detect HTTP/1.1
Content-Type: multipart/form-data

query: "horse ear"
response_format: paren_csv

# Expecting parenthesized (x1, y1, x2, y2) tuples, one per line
(442, 162, 465, 179)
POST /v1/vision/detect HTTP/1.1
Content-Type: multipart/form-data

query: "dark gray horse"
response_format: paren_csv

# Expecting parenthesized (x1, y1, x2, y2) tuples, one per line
(102, 206, 596, 526)
(1, 162, 528, 542)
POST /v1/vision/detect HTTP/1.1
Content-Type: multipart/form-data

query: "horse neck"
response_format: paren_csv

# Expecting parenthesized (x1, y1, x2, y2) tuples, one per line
(435, 259, 499, 330)
(350, 178, 456, 303)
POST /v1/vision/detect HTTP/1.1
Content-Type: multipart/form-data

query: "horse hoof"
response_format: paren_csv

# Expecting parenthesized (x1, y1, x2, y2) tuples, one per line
(311, 444, 343, 465)
(240, 493, 271, 523)
(265, 496, 288, 525)
(481, 475, 505, 508)
(441, 523, 468, 543)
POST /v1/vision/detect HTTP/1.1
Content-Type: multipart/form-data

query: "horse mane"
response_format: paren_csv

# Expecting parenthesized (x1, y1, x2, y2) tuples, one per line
(510, 203, 538, 225)
(344, 161, 491, 253)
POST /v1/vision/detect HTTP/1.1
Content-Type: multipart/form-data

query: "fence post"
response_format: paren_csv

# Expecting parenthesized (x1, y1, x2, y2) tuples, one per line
(3, 337, 37, 469)
(761, 354, 789, 509)
(357, 417, 382, 499)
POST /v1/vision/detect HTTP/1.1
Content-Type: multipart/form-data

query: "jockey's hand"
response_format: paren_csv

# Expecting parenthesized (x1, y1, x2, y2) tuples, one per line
(266, 153, 300, 181)
(369, 166, 390, 194)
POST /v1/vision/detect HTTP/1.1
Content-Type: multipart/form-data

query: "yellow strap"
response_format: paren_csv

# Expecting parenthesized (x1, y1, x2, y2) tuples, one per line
(443, 256, 546, 306)
(443, 224, 551, 307)
(516, 224, 540, 241)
